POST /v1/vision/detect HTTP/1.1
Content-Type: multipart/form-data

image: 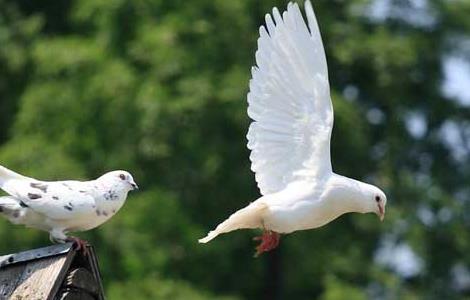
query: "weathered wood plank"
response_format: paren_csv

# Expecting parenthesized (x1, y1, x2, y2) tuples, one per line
(47, 250, 76, 300)
(9, 255, 67, 299)
(0, 243, 73, 268)
(58, 290, 95, 300)
(0, 244, 105, 300)
(0, 263, 27, 298)
(86, 247, 104, 299)
(65, 268, 99, 295)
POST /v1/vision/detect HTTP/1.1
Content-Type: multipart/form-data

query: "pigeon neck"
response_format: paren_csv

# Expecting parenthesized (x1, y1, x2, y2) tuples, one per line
(94, 179, 129, 203)
(330, 175, 371, 214)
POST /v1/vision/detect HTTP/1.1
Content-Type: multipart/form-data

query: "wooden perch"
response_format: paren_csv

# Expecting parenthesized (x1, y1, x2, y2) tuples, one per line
(0, 243, 105, 300)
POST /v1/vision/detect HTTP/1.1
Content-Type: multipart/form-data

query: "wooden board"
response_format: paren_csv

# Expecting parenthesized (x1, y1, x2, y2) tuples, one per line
(0, 244, 105, 300)
(0, 247, 75, 300)
(0, 261, 27, 298)
(10, 255, 67, 299)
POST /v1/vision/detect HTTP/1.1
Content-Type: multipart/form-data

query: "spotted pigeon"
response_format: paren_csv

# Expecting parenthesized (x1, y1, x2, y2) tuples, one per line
(0, 165, 138, 249)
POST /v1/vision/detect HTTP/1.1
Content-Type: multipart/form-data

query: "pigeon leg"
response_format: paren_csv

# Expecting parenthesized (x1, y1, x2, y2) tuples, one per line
(253, 230, 281, 257)
(66, 236, 89, 256)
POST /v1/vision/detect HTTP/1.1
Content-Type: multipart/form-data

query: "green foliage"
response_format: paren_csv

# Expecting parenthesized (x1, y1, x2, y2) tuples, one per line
(107, 276, 239, 300)
(0, 0, 469, 299)
(320, 275, 366, 300)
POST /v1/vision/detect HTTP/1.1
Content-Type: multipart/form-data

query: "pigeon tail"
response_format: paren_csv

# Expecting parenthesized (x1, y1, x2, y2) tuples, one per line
(0, 196, 23, 223)
(0, 165, 28, 187)
(199, 202, 267, 243)
(0, 196, 21, 210)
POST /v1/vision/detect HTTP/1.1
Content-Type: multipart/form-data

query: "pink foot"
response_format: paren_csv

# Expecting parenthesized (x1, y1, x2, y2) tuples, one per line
(67, 237, 89, 256)
(253, 231, 281, 257)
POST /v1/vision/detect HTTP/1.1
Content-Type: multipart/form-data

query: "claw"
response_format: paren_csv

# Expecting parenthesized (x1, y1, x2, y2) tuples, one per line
(254, 231, 280, 257)
(67, 237, 89, 256)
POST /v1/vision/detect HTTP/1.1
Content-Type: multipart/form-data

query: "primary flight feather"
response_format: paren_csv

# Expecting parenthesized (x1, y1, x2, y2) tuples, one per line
(0, 165, 138, 250)
(199, 1, 387, 256)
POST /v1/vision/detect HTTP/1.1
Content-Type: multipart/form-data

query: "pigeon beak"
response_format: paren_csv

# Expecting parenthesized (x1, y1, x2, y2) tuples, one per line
(377, 203, 385, 222)
(131, 182, 139, 190)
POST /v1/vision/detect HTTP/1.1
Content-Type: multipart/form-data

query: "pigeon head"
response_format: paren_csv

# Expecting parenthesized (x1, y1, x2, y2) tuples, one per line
(330, 178, 387, 221)
(363, 184, 387, 221)
(99, 171, 139, 192)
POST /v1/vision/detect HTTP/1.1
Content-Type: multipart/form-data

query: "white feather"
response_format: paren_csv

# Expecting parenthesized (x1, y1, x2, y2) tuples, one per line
(247, 1, 332, 196)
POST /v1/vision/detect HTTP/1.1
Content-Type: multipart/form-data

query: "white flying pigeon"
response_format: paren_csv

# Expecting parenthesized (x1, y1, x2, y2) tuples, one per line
(199, 1, 387, 256)
(0, 165, 138, 250)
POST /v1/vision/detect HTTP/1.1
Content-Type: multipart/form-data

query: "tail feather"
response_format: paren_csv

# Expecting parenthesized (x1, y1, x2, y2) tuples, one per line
(0, 196, 21, 212)
(0, 165, 27, 186)
(199, 202, 267, 243)
(0, 196, 26, 224)
(0, 196, 21, 209)
(0, 165, 30, 196)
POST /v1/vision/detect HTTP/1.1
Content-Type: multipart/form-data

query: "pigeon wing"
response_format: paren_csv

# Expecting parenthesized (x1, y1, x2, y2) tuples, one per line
(247, 1, 333, 196)
(5, 179, 96, 220)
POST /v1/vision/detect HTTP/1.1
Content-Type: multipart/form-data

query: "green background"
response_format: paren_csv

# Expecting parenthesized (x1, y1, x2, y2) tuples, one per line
(1, 0, 470, 299)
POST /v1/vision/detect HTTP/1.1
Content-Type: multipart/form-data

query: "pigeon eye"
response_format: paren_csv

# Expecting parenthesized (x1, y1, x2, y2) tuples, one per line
(375, 195, 380, 202)
(119, 174, 126, 180)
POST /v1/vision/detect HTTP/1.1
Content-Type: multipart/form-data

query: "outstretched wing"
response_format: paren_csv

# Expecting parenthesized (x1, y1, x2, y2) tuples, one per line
(3, 179, 96, 220)
(247, 1, 333, 196)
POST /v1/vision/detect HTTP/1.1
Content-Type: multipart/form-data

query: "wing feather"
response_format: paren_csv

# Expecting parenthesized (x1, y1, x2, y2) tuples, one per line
(4, 179, 96, 220)
(247, 1, 333, 195)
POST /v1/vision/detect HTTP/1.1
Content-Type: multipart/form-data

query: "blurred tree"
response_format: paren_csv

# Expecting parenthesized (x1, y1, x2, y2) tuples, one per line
(0, 0, 469, 299)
